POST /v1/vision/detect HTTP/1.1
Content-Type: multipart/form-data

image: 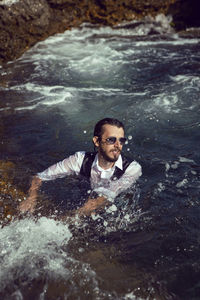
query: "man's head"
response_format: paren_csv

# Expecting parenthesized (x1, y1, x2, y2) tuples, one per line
(93, 118, 126, 163)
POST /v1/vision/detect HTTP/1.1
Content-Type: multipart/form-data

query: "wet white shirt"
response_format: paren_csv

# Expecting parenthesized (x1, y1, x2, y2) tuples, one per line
(37, 151, 142, 200)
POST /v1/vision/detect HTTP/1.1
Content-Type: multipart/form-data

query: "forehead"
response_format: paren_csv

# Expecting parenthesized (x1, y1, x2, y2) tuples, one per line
(101, 124, 124, 137)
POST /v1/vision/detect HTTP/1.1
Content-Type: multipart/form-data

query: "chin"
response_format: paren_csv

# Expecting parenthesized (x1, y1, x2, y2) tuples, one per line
(100, 148, 120, 163)
(108, 154, 119, 162)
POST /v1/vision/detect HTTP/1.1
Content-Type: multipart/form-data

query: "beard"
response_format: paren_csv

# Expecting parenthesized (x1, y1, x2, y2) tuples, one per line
(99, 147, 121, 163)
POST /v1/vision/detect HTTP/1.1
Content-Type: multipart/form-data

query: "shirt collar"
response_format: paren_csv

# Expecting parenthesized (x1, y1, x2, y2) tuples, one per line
(93, 153, 123, 171)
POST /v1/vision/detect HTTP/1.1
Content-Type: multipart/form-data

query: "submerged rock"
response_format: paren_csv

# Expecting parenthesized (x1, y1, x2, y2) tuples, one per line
(0, 0, 199, 64)
(0, 160, 26, 223)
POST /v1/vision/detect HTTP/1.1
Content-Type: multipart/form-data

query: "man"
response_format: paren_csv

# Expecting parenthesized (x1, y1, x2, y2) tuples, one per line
(19, 118, 142, 216)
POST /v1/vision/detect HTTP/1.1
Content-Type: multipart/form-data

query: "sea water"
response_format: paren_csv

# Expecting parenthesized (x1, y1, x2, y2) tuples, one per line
(0, 15, 200, 299)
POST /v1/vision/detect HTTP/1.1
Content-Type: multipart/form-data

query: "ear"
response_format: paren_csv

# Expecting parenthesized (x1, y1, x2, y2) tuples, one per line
(93, 136, 100, 148)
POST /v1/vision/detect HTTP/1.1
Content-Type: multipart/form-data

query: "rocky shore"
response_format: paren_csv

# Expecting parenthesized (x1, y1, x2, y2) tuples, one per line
(0, 0, 199, 65)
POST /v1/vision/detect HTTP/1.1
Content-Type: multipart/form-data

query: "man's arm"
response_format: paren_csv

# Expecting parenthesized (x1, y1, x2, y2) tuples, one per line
(19, 176, 42, 213)
(19, 152, 85, 213)
(77, 196, 109, 217)
(76, 162, 142, 217)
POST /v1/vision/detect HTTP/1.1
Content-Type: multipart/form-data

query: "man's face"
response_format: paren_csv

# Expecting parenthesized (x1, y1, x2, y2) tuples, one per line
(93, 124, 125, 163)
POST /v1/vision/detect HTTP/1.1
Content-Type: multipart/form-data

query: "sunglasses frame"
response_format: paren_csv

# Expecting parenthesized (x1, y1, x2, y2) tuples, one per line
(99, 136, 127, 145)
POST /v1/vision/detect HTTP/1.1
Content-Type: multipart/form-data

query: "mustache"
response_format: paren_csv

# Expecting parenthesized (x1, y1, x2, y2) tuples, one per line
(110, 148, 121, 153)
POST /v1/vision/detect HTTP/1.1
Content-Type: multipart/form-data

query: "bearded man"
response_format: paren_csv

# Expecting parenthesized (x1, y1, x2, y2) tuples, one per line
(19, 118, 142, 216)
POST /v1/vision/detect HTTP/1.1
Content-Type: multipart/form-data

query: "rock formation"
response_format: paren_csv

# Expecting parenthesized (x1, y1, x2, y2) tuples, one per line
(0, 160, 26, 223)
(0, 0, 199, 65)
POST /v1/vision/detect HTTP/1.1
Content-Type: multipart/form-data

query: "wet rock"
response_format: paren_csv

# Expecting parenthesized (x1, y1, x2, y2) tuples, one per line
(178, 28, 200, 39)
(0, 160, 26, 223)
(0, 0, 199, 65)
(168, 0, 199, 30)
(0, 0, 51, 64)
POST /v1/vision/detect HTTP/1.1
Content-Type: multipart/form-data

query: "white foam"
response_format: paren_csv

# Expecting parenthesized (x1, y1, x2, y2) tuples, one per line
(191, 170, 197, 175)
(19, 30, 123, 78)
(67, 43, 121, 76)
(171, 161, 179, 169)
(41, 96, 67, 106)
(17, 14, 188, 75)
(170, 74, 198, 83)
(176, 178, 188, 188)
(11, 82, 122, 95)
(170, 75, 200, 95)
(15, 104, 39, 111)
(0, 107, 10, 111)
(151, 94, 180, 114)
(179, 156, 195, 164)
(157, 182, 165, 192)
(10, 83, 74, 111)
(134, 38, 199, 47)
(124, 291, 142, 300)
(81, 14, 174, 37)
(0, 217, 113, 298)
(0, 217, 72, 288)
(0, 0, 19, 6)
(9, 82, 125, 111)
(106, 204, 117, 213)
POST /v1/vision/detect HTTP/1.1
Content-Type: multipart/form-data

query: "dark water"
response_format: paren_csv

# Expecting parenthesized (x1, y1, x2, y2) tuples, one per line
(0, 15, 200, 299)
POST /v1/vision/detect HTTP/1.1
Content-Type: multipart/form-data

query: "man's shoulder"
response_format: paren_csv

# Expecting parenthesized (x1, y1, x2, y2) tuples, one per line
(121, 154, 141, 166)
(82, 151, 96, 158)
(65, 151, 86, 171)
(72, 151, 86, 160)
(125, 159, 142, 175)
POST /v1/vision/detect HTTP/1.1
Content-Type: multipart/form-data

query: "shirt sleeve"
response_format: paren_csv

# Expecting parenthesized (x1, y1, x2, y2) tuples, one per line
(37, 151, 85, 181)
(94, 161, 142, 200)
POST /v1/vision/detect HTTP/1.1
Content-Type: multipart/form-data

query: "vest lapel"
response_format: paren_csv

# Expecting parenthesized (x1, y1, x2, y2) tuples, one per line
(80, 152, 130, 180)
(79, 152, 96, 178)
(111, 166, 124, 180)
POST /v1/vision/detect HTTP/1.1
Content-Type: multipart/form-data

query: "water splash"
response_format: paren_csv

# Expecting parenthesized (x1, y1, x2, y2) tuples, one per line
(0, 216, 115, 299)
(0, 0, 19, 6)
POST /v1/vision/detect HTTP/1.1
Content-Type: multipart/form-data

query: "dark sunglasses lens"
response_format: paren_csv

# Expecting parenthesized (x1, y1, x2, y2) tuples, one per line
(106, 137, 127, 145)
(119, 138, 127, 145)
(106, 137, 116, 144)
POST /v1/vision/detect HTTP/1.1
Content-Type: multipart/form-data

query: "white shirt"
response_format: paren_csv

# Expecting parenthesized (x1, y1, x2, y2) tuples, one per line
(37, 151, 142, 200)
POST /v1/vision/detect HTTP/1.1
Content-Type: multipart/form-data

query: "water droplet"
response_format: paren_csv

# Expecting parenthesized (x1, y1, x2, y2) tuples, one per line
(103, 221, 108, 227)
(78, 247, 84, 253)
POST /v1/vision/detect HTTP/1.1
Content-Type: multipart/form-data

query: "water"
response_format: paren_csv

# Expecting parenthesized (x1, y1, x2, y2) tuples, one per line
(0, 15, 200, 299)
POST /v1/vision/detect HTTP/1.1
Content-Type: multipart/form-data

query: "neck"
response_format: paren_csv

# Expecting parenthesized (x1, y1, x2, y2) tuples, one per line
(97, 153, 115, 170)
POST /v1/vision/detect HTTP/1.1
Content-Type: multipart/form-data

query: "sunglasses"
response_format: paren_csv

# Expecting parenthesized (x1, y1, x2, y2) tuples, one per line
(100, 136, 127, 145)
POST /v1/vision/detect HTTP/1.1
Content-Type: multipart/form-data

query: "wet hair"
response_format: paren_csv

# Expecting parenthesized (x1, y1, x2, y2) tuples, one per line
(93, 118, 125, 138)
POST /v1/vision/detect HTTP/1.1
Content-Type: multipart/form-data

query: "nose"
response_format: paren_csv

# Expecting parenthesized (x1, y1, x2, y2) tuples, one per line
(114, 139, 121, 147)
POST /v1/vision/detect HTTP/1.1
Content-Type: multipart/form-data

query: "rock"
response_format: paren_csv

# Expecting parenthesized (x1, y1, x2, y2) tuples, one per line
(0, 160, 26, 223)
(0, 0, 51, 64)
(0, 0, 199, 65)
(168, 0, 199, 30)
(178, 28, 200, 39)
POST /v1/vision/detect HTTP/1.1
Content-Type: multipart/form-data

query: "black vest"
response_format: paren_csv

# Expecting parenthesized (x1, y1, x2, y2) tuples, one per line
(79, 152, 130, 180)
